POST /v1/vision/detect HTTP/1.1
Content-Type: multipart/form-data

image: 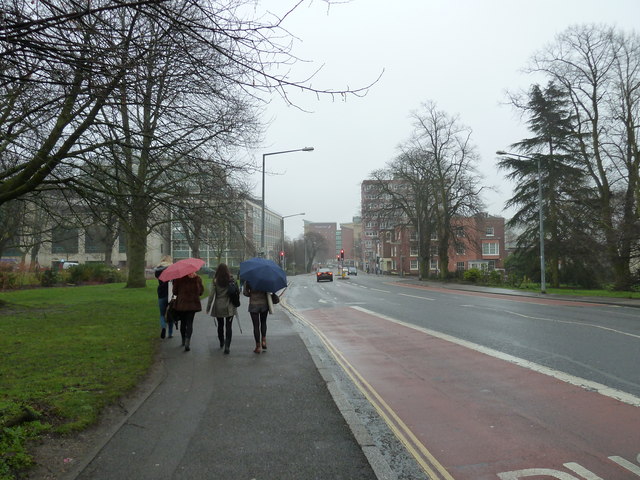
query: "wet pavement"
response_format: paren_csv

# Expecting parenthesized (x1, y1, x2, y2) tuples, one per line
(63, 302, 422, 480)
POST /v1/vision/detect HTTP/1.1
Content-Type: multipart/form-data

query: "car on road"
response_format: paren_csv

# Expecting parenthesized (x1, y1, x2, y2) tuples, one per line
(347, 266, 357, 276)
(316, 268, 333, 282)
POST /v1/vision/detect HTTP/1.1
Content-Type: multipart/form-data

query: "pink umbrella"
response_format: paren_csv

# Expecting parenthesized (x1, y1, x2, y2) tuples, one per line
(158, 258, 205, 282)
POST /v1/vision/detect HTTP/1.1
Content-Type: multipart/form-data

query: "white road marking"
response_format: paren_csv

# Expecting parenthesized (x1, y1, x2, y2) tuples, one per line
(498, 468, 581, 479)
(351, 306, 640, 407)
(609, 456, 640, 475)
(371, 288, 390, 293)
(398, 293, 435, 301)
(564, 462, 604, 479)
(503, 309, 640, 340)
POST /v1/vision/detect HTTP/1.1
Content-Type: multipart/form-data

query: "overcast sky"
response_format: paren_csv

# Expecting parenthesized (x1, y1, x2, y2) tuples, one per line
(247, 0, 640, 240)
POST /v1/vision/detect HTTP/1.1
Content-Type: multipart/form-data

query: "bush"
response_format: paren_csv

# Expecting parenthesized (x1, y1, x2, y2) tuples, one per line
(68, 264, 126, 284)
(488, 269, 503, 285)
(463, 268, 483, 283)
(0, 271, 19, 290)
(39, 269, 60, 287)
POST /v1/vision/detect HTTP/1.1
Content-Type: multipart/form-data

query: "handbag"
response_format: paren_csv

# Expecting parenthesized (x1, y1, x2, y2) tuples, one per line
(270, 293, 280, 304)
(166, 297, 179, 328)
(228, 281, 241, 308)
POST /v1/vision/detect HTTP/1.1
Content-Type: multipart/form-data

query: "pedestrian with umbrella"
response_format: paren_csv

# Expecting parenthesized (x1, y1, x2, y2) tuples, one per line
(239, 257, 287, 354)
(160, 258, 205, 352)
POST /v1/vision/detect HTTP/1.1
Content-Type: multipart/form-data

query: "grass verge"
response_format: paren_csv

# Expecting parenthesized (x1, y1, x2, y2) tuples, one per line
(0, 281, 158, 479)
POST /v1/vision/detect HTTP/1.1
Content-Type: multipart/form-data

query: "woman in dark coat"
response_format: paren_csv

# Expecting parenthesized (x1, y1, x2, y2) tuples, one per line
(205, 263, 237, 354)
(172, 272, 204, 352)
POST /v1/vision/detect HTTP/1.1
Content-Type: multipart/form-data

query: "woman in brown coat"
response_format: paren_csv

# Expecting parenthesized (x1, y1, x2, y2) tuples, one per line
(172, 272, 204, 352)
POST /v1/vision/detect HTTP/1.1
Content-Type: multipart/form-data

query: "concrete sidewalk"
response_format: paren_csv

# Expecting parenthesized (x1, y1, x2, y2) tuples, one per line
(65, 305, 389, 480)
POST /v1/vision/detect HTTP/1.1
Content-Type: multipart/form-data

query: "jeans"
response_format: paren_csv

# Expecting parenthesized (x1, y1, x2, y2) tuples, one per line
(158, 297, 173, 336)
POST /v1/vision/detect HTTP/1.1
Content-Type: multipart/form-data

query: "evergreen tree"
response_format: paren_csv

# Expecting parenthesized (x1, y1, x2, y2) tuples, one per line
(500, 82, 596, 288)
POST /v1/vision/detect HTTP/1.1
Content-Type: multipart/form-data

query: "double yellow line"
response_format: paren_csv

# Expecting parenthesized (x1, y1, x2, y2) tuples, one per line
(286, 305, 455, 480)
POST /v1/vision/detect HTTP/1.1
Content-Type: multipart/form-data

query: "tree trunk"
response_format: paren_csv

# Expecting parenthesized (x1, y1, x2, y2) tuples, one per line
(125, 207, 148, 288)
(438, 227, 450, 279)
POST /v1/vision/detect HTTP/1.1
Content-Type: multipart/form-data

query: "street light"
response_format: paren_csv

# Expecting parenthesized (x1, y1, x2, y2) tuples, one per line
(496, 150, 546, 293)
(281, 212, 305, 269)
(261, 147, 314, 257)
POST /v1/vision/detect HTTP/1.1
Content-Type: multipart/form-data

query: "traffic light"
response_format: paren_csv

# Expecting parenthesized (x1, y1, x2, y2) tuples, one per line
(340, 249, 344, 260)
(280, 251, 284, 258)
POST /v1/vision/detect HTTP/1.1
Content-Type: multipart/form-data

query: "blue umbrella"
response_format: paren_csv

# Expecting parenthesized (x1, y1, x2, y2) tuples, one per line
(239, 257, 287, 293)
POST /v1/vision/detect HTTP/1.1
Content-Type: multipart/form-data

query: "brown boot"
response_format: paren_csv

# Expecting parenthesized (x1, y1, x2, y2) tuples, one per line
(261, 337, 267, 351)
(253, 342, 261, 354)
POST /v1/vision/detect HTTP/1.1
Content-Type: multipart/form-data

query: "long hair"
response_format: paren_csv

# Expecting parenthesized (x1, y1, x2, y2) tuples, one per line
(214, 263, 231, 287)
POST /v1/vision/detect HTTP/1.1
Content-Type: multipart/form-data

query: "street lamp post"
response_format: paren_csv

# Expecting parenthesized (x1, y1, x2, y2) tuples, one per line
(496, 150, 546, 293)
(280, 213, 305, 269)
(261, 147, 314, 257)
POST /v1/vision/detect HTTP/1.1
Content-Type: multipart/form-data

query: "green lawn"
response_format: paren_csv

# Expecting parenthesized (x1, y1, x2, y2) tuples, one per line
(0, 281, 159, 479)
(516, 284, 640, 298)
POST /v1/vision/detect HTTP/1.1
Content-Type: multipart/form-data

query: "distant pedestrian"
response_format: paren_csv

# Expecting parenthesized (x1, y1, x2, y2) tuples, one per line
(205, 263, 237, 354)
(172, 272, 204, 352)
(154, 256, 173, 339)
(243, 281, 269, 354)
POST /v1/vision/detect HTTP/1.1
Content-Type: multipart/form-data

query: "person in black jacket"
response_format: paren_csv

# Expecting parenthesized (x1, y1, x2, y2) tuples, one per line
(154, 256, 173, 339)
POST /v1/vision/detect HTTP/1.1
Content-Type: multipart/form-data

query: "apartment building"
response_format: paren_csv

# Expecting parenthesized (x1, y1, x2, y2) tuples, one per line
(360, 179, 506, 276)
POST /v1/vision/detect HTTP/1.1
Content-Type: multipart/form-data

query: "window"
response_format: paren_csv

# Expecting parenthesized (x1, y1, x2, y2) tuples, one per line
(455, 226, 465, 237)
(455, 244, 465, 255)
(456, 261, 465, 271)
(486, 226, 495, 236)
(430, 232, 438, 240)
(430, 258, 438, 270)
(430, 245, 438, 256)
(410, 245, 419, 256)
(482, 242, 499, 255)
(409, 231, 418, 241)
(84, 225, 107, 254)
(410, 259, 419, 270)
(52, 226, 79, 254)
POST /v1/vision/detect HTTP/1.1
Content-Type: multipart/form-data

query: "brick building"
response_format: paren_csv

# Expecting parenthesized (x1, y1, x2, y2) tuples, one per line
(360, 179, 506, 275)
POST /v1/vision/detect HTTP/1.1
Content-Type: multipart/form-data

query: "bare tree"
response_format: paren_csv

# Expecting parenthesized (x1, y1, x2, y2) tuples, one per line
(530, 25, 640, 290)
(407, 102, 485, 278)
(367, 101, 485, 279)
(368, 162, 436, 280)
(0, 0, 378, 208)
(304, 231, 327, 272)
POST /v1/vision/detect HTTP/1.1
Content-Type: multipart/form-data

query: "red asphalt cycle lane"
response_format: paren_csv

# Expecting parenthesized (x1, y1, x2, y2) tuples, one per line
(300, 306, 640, 480)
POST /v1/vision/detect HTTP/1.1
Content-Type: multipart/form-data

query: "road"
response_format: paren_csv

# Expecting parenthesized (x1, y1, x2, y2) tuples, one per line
(284, 272, 640, 480)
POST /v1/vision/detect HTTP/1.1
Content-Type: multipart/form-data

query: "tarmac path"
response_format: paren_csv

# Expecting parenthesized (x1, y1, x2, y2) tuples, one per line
(295, 303, 640, 480)
(69, 306, 381, 480)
